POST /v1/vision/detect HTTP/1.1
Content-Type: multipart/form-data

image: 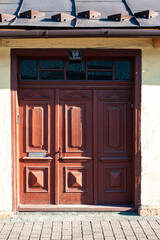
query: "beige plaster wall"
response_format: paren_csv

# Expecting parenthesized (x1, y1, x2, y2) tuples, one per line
(0, 37, 160, 215)
(0, 47, 12, 212)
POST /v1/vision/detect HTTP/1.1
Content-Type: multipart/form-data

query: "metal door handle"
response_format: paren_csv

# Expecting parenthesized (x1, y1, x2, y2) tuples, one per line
(58, 146, 62, 160)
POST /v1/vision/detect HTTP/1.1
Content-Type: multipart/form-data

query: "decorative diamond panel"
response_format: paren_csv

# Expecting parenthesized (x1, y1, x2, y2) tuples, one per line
(26, 167, 49, 192)
(70, 171, 83, 187)
(104, 167, 126, 192)
(109, 171, 121, 188)
(29, 171, 44, 188)
(65, 166, 88, 193)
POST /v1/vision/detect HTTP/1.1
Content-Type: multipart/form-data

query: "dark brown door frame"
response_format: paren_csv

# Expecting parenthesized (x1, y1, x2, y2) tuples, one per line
(11, 48, 141, 214)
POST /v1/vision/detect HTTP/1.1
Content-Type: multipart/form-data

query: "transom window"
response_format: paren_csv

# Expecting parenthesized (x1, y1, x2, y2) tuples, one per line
(20, 58, 132, 81)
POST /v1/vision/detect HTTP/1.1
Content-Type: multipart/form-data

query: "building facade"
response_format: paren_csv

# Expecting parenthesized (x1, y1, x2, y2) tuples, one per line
(0, 0, 160, 216)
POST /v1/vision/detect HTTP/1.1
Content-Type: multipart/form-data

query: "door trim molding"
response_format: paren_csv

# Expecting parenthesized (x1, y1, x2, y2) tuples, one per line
(11, 48, 141, 213)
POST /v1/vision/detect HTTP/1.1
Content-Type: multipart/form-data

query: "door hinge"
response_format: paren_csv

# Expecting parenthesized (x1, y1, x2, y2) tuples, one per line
(17, 73, 19, 80)
(17, 114, 20, 124)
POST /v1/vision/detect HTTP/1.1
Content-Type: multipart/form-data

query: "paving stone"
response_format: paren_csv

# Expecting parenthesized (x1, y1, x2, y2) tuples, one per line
(123, 230, 135, 236)
(0, 229, 10, 234)
(92, 228, 102, 233)
(125, 237, 136, 240)
(134, 238, 147, 240)
(41, 233, 52, 237)
(30, 233, 41, 237)
(20, 231, 32, 235)
(134, 233, 146, 238)
(73, 234, 82, 237)
(42, 229, 51, 233)
(0, 235, 8, 239)
(8, 236, 19, 239)
(72, 230, 81, 234)
(146, 236, 158, 240)
(30, 238, 40, 240)
(104, 237, 115, 240)
(51, 238, 61, 240)
(94, 238, 104, 240)
(62, 230, 71, 234)
(19, 237, 29, 240)
(83, 237, 93, 240)
(103, 232, 114, 237)
(53, 227, 61, 231)
(133, 228, 144, 233)
(40, 238, 51, 240)
(83, 234, 93, 237)
(93, 232, 103, 237)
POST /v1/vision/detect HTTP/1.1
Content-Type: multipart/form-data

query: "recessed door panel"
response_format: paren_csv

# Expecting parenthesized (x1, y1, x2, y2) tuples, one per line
(97, 90, 133, 204)
(104, 102, 127, 153)
(19, 89, 54, 205)
(65, 104, 86, 153)
(26, 103, 49, 153)
(58, 90, 93, 204)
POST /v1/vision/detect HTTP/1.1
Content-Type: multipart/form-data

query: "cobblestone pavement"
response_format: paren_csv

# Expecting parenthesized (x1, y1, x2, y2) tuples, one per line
(0, 213, 160, 240)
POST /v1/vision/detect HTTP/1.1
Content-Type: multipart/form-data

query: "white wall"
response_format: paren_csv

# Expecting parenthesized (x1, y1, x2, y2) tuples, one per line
(0, 48, 12, 212)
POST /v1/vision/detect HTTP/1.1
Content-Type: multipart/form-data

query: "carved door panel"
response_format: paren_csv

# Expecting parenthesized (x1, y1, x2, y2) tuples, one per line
(58, 90, 93, 204)
(19, 89, 54, 205)
(97, 90, 133, 204)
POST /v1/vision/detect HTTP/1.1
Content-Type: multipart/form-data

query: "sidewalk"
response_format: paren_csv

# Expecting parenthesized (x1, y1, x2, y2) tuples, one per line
(0, 212, 160, 240)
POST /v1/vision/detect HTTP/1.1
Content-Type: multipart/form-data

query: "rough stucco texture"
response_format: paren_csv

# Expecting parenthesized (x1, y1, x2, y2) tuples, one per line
(0, 38, 160, 212)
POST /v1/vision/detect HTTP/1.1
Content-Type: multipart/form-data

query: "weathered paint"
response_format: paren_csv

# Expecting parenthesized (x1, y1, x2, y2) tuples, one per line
(0, 37, 160, 215)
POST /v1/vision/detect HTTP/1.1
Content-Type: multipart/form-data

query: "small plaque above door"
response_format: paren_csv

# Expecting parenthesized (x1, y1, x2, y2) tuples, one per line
(29, 152, 46, 158)
(69, 50, 82, 60)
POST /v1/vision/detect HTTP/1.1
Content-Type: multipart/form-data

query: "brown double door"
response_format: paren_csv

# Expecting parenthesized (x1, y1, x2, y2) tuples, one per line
(19, 87, 133, 206)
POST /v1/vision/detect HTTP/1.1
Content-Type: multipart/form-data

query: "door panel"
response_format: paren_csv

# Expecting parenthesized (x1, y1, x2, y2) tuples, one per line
(25, 102, 50, 153)
(65, 103, 86, 153)
(19, 89, 54, 205)
(58, 90, 93, 204)
(97, 90, 133, 204)
(104, 102, 126, 153)
(20, 162, 51, 204)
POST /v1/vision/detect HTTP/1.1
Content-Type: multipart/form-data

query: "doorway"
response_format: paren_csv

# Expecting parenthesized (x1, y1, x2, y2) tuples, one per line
(11, 49, 141, 211)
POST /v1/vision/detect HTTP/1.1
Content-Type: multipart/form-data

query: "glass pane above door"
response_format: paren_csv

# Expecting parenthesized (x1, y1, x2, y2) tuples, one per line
(21, 60, 37, 80)
(39, 60, 64, 70)
(114, 61, 131, 81)
(88, 60, 112, 70)
(66, 61, 86, 80)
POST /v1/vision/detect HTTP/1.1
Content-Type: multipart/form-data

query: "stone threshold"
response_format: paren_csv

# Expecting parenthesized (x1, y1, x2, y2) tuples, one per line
(18, 204, 134, 212)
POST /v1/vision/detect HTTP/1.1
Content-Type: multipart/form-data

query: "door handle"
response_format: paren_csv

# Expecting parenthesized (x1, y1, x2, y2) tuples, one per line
(58, 146, 62, 160)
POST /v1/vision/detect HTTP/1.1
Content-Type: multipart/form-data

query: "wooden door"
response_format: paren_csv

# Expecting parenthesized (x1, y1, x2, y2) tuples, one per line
(97, 89, 133, 204)
(58, 90, 93, 204)
(19, 88, 133, 206)
(19, 89, 54, 205)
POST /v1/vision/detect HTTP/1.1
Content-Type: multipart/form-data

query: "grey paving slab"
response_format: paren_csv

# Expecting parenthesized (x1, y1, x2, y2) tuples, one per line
(0, 213, 160, 240)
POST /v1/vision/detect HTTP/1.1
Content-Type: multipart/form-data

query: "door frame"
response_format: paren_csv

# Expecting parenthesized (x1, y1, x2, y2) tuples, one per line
(11, 48, 141, 214)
